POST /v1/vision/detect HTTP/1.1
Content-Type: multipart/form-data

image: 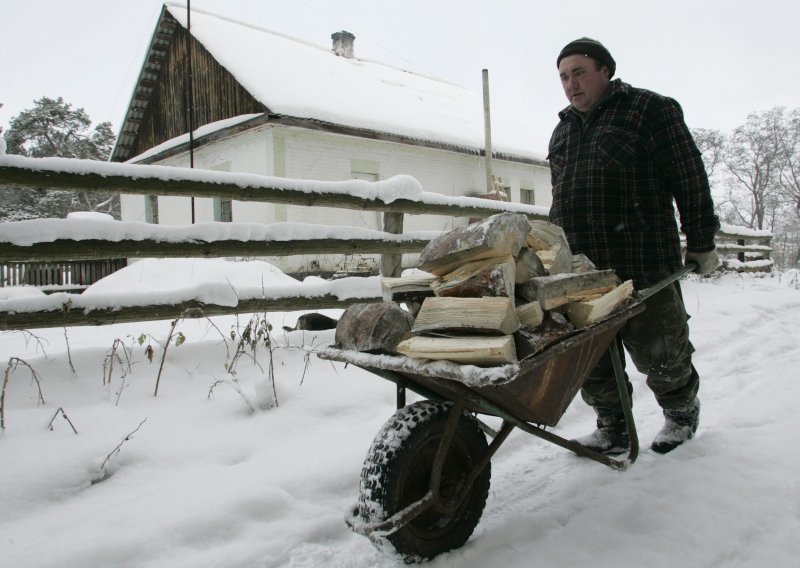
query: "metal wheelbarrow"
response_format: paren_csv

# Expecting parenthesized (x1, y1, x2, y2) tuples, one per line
(317, 265, 695, 561)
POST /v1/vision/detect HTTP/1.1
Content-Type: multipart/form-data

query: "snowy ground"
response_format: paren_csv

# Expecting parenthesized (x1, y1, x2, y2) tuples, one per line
(1, 268, 799, 568)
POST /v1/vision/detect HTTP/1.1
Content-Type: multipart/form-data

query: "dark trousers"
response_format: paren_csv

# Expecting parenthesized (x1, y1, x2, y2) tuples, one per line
(580, 282, 699, 412)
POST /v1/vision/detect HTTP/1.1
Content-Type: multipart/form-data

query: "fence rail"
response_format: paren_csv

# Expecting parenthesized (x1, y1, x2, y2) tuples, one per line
(0, 157, 773, 330)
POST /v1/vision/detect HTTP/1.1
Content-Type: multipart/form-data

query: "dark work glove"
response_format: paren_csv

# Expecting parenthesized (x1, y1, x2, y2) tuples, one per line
(685, 248, 720, 274)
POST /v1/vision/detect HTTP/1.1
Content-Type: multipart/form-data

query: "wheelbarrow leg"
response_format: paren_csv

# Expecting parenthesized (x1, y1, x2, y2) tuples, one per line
(396, 384, 406, 409)
(609, 340, 639, 464)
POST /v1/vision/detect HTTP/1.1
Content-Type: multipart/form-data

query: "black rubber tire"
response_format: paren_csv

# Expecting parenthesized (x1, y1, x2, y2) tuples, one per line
(357, 400, 491, 561)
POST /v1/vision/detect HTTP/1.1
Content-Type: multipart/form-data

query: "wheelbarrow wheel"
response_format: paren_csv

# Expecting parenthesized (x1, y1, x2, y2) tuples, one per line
(357, 400, 491, 561)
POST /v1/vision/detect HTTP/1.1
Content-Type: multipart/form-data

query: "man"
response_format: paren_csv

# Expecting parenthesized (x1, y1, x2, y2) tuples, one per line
(547, 38, 720, 454)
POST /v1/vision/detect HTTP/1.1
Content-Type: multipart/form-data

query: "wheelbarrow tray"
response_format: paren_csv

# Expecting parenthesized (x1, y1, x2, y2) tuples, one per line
(319, 300, 645, 427)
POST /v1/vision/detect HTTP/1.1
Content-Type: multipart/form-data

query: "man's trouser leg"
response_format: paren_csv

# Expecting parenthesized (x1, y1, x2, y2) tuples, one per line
(622, 282, 698, 411)
(581, 282, 699, 411)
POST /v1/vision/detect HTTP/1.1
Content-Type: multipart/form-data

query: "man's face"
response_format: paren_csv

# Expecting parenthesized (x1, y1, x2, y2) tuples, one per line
(558, 54, 611, 112)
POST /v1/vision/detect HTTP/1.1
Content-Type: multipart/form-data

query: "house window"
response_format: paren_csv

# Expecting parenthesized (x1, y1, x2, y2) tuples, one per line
(214, 198, 233, 222)
(211, 161, 233, 222)
(145, 195, 159, 224)
(520, 188, 535, 205)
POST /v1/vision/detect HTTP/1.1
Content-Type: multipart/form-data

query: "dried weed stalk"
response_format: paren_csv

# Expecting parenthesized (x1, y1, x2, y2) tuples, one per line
(94, 417, 147, 483)
(1, 357, 46, 431)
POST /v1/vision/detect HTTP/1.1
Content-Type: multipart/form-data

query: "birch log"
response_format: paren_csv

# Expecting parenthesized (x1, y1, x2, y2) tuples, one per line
(397, 335, 517, 365)
(412, 296, 520, 335)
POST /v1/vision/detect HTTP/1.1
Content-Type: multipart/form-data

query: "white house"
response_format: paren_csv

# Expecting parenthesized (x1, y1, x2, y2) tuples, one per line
(113, 2, 551, 274)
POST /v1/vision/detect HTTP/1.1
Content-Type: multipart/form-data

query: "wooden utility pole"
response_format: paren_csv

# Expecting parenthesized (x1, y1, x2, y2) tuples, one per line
(186, 0, 196, 223)
(482, 69, 494, 195)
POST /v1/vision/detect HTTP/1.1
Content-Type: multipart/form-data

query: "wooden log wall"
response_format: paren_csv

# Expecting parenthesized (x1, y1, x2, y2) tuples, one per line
(129, 15, 267, 159)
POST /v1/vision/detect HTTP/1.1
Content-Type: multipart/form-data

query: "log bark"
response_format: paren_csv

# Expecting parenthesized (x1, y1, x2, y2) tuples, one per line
(334, 302, 414, 352)
(417, 212, 531, 276)
(571, 253, 597, 274)
(515, 247, 546, 283)
(517, 269, 619, 310)
(396, 335, 517, 365)
(411, 296, 520, 335)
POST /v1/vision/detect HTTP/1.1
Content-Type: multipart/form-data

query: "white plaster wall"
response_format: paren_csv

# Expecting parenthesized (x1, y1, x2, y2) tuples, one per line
(277, 126, 551, 233)
(120, 194, 146, 222)
(124, 126, 275, 226)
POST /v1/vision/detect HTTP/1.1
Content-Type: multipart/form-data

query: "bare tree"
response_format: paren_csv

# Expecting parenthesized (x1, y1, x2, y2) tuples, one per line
(692, 127, 726, 180)
(722, 108, 785, 230)
(776, 107, 800, 212)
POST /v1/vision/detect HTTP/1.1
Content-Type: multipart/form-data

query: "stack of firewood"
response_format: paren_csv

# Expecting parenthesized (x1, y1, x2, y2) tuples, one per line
(335, 212, 633, 366)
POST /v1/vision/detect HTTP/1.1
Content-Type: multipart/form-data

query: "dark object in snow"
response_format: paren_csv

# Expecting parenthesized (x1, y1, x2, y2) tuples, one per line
(651, 398, 701, 454)
(282, 313, 338, 332)
(571, 406, 631, 456)
(353, 400, 491, 561)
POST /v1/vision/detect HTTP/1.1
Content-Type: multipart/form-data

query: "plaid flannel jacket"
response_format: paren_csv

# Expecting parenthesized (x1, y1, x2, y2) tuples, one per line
(547, 80, 720, 288)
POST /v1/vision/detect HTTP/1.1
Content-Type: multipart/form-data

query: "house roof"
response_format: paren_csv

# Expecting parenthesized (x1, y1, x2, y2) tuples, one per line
(114, 2, 545, 163)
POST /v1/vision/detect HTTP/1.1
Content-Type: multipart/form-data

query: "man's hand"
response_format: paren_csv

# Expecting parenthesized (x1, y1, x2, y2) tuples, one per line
(685, 248, 720, 274)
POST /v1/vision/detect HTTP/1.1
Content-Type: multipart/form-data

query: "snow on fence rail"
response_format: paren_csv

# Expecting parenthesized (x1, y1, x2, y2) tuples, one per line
(0, 155, 773, 330)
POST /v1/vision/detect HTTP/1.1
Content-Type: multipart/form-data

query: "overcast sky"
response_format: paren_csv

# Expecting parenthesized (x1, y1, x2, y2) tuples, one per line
(2, 0, 798, 154)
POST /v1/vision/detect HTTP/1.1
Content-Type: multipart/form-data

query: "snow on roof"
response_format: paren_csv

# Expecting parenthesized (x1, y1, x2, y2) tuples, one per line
(163, 3, 543, 161)
(129, 114, 264, 163)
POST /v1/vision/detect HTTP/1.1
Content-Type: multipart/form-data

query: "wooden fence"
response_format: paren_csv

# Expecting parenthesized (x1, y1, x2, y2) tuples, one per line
(0, 157, 773, 330)
(1, 259, 128, 290)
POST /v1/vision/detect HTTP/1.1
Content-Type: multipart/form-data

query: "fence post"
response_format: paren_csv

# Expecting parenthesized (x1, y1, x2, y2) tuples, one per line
(381, 212, 404, 278)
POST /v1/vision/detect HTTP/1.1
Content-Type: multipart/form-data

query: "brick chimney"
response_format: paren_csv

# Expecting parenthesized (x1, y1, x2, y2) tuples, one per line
(331, 31, 355, 58)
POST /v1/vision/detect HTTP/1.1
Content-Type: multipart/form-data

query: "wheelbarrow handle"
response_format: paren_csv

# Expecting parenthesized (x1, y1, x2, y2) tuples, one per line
(636, 261, 699, 302)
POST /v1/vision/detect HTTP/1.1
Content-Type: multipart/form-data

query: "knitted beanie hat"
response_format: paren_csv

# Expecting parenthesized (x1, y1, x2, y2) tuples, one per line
(557, 37, 616, 78)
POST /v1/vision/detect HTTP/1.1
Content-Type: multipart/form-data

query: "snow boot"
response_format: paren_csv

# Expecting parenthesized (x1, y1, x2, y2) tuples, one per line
(651, 398, 701, 454)
(573, 407, 630, 456)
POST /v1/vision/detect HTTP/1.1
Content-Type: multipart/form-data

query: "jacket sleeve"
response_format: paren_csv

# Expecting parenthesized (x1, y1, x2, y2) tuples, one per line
(649, 98, 720, 252)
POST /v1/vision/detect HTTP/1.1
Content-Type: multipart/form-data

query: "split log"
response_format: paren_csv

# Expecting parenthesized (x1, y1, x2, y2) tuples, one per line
(566, 280, 634, 328)
(335, 302, 414, 352)
(396, 335, 517, 365)
(412, 296, 520, 335)
(417, 212, 531, 276)
(381, 274, 436, 301)
(517, 269, 619, 310)
(571, 253, 597, 273)
(380, 274, 435, 317)
(515, 302, 544, 328)
(432, 255, 515, 298)
(515, 247, 546, 283)
(527, 221, 573, 275)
